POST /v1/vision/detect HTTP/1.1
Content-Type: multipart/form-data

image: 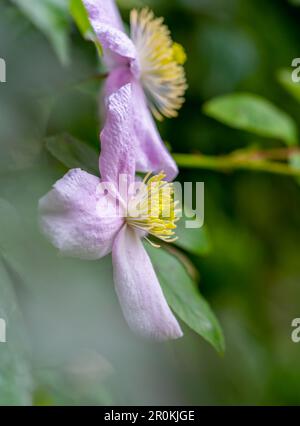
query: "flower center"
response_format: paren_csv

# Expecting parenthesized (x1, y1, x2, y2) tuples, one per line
(126, 172, 180, 247)
(130, 8, 187, 121)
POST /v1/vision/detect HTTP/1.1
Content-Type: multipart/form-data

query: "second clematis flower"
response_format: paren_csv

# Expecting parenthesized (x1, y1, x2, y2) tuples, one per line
(82, 0, 187, 180)
(39, 85, 183, 341)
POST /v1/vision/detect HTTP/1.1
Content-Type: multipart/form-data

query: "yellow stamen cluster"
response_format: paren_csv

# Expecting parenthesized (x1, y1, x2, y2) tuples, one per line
(126, 172, 180, 247)
(130, 8, 187, 121)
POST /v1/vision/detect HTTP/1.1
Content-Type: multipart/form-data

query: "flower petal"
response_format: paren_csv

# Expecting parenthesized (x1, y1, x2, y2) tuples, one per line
(39, 169, 123, 260)
(132, 81, 179, 180)
(104, 72, 178, 180)
(82, 0, 124, 32)
(82, 0, 136, 67)
(112, 225, 183, 341)
(100, 84, 136, 184)
(103, 66, 131, 97)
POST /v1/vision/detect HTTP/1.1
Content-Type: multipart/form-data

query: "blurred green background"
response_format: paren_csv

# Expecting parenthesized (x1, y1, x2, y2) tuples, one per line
(1, 0, 300, 405)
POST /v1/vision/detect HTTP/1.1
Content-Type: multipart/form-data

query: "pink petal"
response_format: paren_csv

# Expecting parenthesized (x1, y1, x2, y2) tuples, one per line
(132, 81, 179, 180)
(103, 66, 131, 97)
(82, 0, 124, 32)
(82, 0, 136, 68)
(104, 72, 178, 180)
(112, 225, 183, 341)
(100, 84, 136, 184)
(39, 169, 123, 260)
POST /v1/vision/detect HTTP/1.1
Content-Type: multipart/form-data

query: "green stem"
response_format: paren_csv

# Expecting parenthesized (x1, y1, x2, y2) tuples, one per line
(173, 153, 300, 177)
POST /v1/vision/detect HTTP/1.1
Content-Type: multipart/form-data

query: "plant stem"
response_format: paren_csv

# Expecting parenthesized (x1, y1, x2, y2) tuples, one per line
(173, 153, 300, 177)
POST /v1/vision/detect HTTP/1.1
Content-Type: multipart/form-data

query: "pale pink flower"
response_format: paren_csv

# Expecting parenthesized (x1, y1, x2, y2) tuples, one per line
(83, 0, 187, 180)
(39, 85, 182, 341)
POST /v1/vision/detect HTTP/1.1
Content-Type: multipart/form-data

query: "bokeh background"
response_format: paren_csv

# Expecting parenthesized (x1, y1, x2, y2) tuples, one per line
(1, 0, 300, 405)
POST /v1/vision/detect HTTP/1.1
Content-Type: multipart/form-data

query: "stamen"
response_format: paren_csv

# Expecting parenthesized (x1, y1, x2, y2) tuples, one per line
(126, 172, 180, 247)
(130, 8, 187, 121)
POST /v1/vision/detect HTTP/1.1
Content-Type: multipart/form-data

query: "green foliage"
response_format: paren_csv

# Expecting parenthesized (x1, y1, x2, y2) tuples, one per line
(277, 68, 300, 103)
(12, 0, 71, 65)
(46, 134, 99, 175)
(69, 0, 91, 38)
(204, 93, 298, 146)
(289, 152, 300, 169)
(148, 244, 225, 353)
(116, 0, 143, 9)
(0, 200, 32, 405)
(289, 152, 300, 184)
(276, 70, 300, 182)
(175, 210, 211, 257)
(0, 260, 32, 405)
(69, 0, 103, 55)
(175, 224, 211, 257)
(3, 0, 300, 406)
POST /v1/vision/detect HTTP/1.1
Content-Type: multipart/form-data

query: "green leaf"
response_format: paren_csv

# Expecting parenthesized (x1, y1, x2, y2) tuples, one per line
(175, 208, 211, 256)
(203, 92, 298, 146)
(277, 69, 300, 184)
(69, 0, 91, 38)
(46, 134, 99, 175)
(0, 258, 32, 405)
(147, 244, 225, 353)
(69, 0, 103, 55)
(12, 0, 71, 65)
(175, 224, 211, 257)
(277, 68, 300, 103)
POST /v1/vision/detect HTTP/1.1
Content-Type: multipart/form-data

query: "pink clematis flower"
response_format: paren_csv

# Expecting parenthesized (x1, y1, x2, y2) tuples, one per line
(39, 85, 183, 341)
(82, 0, 187, 180)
